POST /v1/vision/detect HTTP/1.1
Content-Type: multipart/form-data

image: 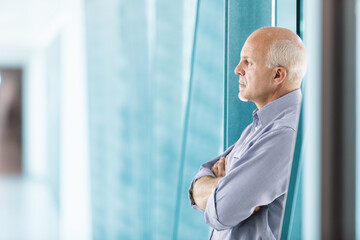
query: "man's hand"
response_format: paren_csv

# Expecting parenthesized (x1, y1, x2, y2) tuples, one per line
(252, 206, 261, 215)
(193, 155, 263, 217)
(193, 176, 221, 210)
(192, 156, 229, 210)
(211, 155, 228, 177)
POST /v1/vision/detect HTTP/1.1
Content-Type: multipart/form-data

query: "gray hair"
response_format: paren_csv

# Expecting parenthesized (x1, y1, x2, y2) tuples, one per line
(266, 40, 307, 82)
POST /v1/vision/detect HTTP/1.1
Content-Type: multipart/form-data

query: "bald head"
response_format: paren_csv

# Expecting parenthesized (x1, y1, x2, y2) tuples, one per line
(249, 27, 302, 43)
(235, 27, 307, 108)
(248, 27, 307, 85)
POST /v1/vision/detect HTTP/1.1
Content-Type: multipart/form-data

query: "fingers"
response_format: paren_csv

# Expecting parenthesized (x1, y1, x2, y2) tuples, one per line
(251, 206, 261, 216)
(211, 157, 226, 177)
(217, 157, 226, 177)
(211, 161, 219, 175)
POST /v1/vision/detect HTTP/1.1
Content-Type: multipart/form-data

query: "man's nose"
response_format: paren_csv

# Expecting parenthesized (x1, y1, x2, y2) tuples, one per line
(234, 63, 245, 76)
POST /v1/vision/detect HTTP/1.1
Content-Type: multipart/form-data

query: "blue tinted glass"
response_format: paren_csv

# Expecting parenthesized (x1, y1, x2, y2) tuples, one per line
(85, 0, 224, 239)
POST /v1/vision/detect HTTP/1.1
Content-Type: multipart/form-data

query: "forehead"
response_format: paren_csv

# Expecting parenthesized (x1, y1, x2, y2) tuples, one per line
(240, 35, 271, 59)
(240, 40, 262, 59)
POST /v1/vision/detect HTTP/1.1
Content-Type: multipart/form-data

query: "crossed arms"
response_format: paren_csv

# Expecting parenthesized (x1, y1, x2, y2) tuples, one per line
(192, 156, 227, 210)
(189, 128, 295, 230)
(192, 156, 260, 213)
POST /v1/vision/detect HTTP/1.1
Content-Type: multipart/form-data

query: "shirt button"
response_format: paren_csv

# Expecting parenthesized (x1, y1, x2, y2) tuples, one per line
(255, 126, 259, 131)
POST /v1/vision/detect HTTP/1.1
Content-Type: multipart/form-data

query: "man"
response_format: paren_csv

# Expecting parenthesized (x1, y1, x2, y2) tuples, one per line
(189, 27, 307, 239)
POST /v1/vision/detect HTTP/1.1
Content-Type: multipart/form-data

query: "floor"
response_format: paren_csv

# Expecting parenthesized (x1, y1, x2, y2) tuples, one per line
(0, 176, 58, 240)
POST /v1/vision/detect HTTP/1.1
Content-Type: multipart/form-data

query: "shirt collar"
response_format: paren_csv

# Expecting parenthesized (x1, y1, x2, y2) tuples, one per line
(254, 89, 302, 127)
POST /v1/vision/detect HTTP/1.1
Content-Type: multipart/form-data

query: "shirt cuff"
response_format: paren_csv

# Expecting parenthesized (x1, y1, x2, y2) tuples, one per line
(189, 168, 216, 211)
(204, 185, 232, 231)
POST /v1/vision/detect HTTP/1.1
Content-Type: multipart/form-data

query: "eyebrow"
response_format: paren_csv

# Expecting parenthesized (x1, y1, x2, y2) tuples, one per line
(241, 56, 251, 60)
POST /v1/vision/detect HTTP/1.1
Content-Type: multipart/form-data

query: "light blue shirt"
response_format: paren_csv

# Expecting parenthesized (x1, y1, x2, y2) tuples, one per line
(189, 89, 302, 240)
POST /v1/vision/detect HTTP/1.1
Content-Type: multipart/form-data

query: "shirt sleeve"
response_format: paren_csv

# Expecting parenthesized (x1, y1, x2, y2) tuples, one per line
(204, 127, 296, 230)
(188, 144, 235, 211)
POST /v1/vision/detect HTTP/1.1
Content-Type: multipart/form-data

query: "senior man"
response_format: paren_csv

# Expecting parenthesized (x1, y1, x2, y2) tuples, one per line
(189, 27, 307, 240)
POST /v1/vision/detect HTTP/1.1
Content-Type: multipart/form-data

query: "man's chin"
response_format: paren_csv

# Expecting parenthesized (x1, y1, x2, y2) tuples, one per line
(238, 93, 249, 102)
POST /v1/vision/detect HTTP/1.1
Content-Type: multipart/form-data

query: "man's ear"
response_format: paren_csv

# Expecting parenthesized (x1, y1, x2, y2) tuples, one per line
(273, 67, 287, 84)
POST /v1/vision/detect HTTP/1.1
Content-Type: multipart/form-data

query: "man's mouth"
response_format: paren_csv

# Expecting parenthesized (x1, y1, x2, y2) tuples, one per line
(239, 80, 246, 87)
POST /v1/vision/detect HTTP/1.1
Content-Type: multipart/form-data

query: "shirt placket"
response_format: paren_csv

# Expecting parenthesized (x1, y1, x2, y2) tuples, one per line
(232, 114, 261, 161)
(245, 114, 260, 142)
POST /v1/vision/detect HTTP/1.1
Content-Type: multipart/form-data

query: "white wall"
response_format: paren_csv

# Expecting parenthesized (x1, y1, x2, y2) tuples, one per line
(58, 0, 91, 238)
(303, 0, 322, 239)
(21, 0, 91, 239)
(24, 51, 48, 179)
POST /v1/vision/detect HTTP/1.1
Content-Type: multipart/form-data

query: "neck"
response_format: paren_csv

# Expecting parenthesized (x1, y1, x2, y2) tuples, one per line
(255, 86, 299, 109)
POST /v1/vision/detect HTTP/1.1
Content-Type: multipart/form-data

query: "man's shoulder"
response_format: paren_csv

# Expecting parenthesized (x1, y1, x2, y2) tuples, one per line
(265, 108, 300, 132)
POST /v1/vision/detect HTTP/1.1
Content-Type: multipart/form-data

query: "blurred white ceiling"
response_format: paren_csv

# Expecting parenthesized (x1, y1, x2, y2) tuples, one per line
(0, 0, 62, 65)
